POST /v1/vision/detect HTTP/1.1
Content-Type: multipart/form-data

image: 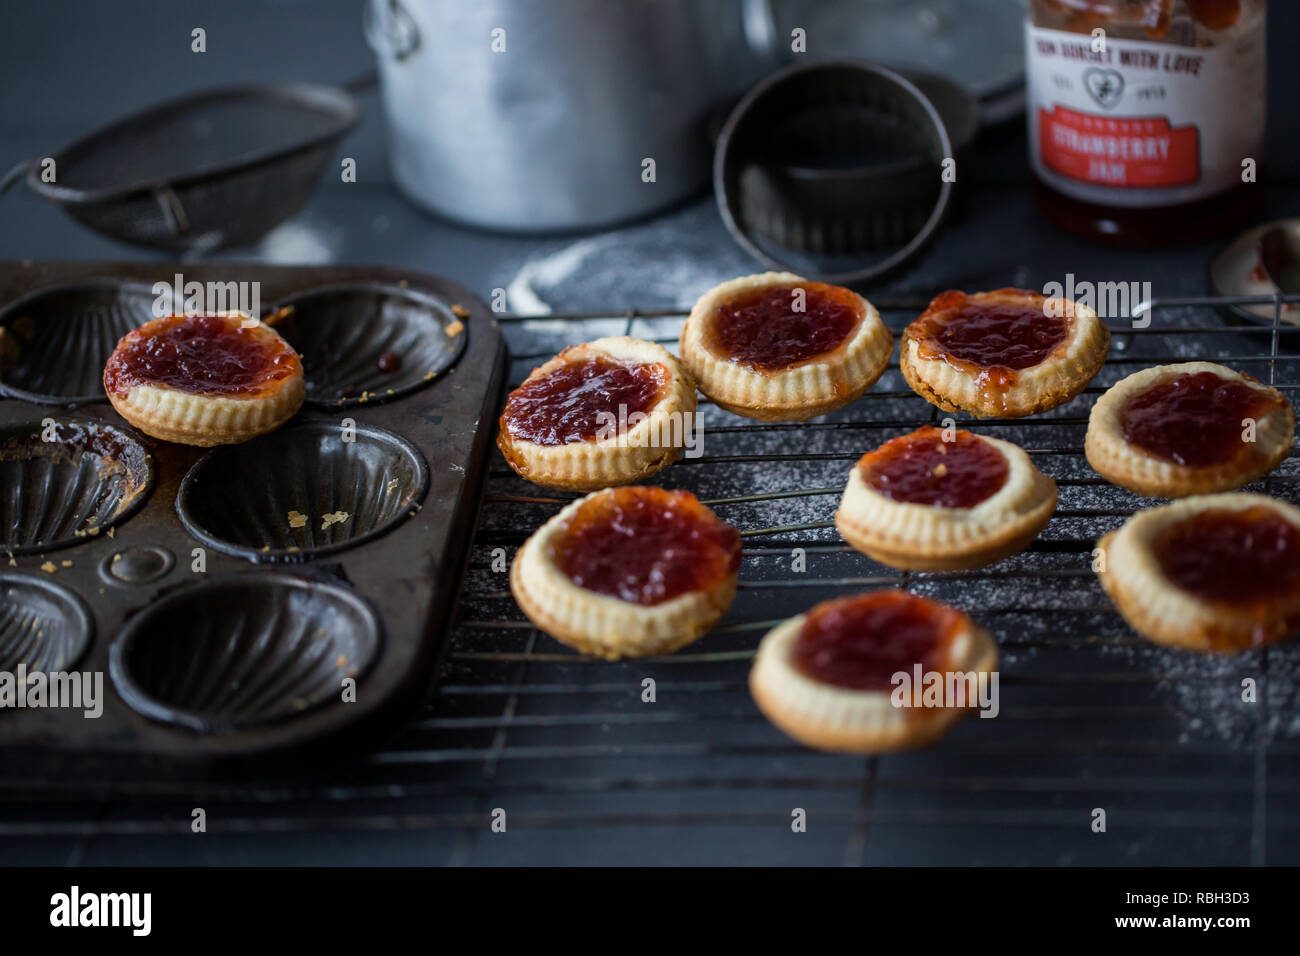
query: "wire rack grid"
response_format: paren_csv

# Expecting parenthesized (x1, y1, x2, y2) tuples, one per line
(427, 289, 1300, 866)
(5, 290, 1300, 867)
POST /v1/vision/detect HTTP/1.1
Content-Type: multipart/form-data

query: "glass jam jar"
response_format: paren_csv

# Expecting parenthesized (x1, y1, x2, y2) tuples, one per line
(1026, 0, 1267, 244)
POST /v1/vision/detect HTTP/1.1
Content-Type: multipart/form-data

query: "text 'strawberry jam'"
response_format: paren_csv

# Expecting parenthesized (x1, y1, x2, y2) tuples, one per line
(552, 487, 741, 606)
(1121, 370, 1284, 467)
(859, 427, 1009, 509)
(1026, 0, 1266, 244)
(791, 591, 963, 692)
(103, 314, 299, 398)
(502, 356, 668, 446)
(707, 281, 861, 371)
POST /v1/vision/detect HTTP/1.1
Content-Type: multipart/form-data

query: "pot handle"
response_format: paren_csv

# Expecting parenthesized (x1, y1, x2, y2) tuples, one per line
(364, 0, 420, 61)
(740, 0, 778, 58)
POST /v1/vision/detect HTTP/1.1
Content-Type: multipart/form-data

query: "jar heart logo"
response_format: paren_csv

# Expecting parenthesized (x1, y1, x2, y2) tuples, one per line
(1084, 68, 1125, 110)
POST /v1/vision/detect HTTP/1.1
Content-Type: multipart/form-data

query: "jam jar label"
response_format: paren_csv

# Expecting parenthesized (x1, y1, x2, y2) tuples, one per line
(1025, 21, 1265, 207)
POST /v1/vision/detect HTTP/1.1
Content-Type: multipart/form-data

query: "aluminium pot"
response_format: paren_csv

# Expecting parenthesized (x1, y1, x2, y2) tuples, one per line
(365, 0, 778, 232)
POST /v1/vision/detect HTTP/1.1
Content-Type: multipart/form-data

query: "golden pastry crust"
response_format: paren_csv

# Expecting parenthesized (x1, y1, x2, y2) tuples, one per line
(1085, 362, 1294, 498)
(749, 593, 998, 754)
(497, 337, 698, 491)
(900, 288, 1110, 418)
(1096, 493, 1300, 653)
(835, 428, 1058, 571)
(679, 272, 893, 422)
(104, 313, 304, 447)
(510, 488, 739, 659)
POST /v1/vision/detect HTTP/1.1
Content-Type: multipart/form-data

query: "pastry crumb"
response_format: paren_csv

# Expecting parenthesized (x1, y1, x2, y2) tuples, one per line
(262, 304, 293, 326)
(445, 319, 465, 337)
(40, 561, 56, 574)
(287, 509, 308, 529)
(933, 463, 948, 477)
(321, 511, 351, 530)
(451, 304, 469, 319)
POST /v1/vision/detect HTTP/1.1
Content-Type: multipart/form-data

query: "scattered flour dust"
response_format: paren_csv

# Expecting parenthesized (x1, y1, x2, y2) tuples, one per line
(504, 204, 756, 318)
(252, 218, 340, 264)
(1098, 640, 1300, 745)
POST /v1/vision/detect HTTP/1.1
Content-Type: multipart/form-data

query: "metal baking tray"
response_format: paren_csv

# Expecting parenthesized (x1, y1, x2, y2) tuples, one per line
(0, 260, 506, 782)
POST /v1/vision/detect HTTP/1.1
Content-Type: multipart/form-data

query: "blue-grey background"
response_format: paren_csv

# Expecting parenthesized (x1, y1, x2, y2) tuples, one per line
(4, 0, 1297, 307)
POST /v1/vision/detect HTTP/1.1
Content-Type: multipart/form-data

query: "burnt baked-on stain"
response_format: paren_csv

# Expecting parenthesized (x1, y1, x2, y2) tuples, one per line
(0, 418, 155, 555)
(109, 573, 381, 732)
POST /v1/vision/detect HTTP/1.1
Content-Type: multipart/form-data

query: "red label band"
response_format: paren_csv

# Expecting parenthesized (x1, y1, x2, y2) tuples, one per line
(1038, 106, 1200, 188)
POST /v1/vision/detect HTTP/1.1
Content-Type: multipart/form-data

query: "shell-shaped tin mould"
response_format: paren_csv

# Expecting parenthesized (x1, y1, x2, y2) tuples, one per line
(0, 279, 158, 405)
(0, 571, 94, 674)
(175, 419, 430, 562)
(109, 572, 382, 732)
(268, 282, 467, 409)
(0, 417, 155, 555)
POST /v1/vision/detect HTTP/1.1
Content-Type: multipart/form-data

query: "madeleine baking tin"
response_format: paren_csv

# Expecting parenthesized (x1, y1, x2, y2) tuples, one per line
(0, 260, 505, 782)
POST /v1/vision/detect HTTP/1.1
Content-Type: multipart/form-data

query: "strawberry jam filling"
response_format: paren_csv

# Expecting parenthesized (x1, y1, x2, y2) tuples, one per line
(707, 281, 862, 370)
(1154, 507, 1300, 607)
(858, 426, 1008, 508)
(1122, 371, 1285, 468)
(552, 487, 741, 606)
(502, 355, 668, 446)
(909, 290, 1068, 391)
(104, 313, 299, 398)
(791, 590, 964, 692)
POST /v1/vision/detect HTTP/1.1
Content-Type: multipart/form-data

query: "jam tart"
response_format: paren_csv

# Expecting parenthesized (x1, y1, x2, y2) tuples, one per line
(103, 312, 305, 446)
(497, 337, 697, 491)
(749, 590, 998, 753)
(511, 486, 741, 659)
(901, 288, 1110, 418)
(1086, 362, 1294, 498)
(836, 426, 1058, 570)
(679, 272, 892, 421)
(1096, 493, 1300, 653)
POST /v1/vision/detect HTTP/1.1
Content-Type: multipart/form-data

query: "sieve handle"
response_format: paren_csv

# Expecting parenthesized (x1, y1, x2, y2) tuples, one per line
(0, 159, 34, 196)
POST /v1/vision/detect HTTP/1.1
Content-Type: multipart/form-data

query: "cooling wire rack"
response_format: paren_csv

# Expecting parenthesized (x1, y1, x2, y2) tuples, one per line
(4, 291, 1299, 867)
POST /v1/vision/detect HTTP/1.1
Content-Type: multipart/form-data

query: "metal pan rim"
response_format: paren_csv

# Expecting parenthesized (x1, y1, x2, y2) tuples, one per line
(26, 82, 360, 206)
